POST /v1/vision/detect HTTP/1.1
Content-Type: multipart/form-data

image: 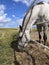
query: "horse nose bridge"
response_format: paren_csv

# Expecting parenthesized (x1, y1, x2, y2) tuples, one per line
(19, 32, 22, 37)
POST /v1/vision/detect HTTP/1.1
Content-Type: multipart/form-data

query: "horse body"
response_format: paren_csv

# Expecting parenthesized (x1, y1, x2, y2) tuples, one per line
(18, 2, 49, 49)
(22, 2, 49, 30)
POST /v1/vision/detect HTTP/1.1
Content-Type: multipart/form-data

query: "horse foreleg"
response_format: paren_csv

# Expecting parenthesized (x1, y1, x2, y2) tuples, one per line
(43, 23, 48, 45)
(39, 32, 41, 43)
(37, 25, 42, 43)
(43, 33, 47, 45)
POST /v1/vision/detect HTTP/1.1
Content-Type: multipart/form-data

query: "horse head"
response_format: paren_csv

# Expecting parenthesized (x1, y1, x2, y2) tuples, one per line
(18, 25, 29, 50)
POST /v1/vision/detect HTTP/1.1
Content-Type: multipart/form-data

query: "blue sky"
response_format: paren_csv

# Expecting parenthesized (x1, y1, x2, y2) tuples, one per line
(0, 0, 49, 28)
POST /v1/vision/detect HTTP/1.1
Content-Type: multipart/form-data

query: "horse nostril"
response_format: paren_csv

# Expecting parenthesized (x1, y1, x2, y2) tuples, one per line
(19, 36, 22, 39)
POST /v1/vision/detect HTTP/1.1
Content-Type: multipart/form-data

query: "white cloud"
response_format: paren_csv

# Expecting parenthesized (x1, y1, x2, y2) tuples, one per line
(13, 0, 49, 6)
(0, 4, 5, 10)
(13, 0, 33, 6)
(0, 13, 11, 23)
(0, 4, 6, 16)
(12, 15, 16, 18)
(0, 24, 4, 26)
(16, 18, 23, 26)
(0, 4, 11, 23)
(3, 17, 23, 28)
(45, 0, 49, 2)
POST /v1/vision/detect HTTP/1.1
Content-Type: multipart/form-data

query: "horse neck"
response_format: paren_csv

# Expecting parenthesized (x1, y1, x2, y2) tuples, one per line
(22, 3, 46, 34)
(22, 7, 34, 33)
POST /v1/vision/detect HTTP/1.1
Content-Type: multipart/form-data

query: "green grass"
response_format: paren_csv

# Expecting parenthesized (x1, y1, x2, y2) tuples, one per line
(0, 28, 40, 65)
(0, 28, 19, 65)
(0, 28, 49, 65)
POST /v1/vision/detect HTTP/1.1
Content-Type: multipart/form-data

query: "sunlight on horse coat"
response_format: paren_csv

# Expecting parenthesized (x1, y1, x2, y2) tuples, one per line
(18, 2, 49, 49)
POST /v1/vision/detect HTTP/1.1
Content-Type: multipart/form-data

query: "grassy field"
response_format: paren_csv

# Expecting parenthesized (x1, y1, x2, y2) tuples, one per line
(0, 28, 37, 65)
(0, 28, 19, 65)
(0, 28, 49, 65)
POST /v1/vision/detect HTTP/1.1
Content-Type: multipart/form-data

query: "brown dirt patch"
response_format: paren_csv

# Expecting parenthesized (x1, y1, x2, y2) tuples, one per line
(12, 43, 49, 65)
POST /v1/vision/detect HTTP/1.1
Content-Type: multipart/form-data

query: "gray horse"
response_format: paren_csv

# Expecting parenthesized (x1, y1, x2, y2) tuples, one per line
(18, 2, 49, 49)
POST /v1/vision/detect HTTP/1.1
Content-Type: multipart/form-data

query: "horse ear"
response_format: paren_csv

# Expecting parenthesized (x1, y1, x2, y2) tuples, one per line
(19, 25, 22, 31)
